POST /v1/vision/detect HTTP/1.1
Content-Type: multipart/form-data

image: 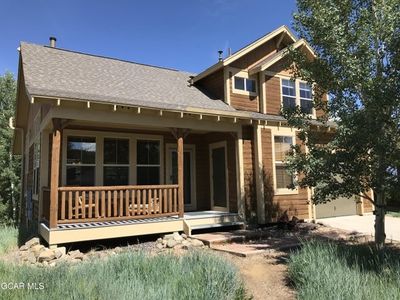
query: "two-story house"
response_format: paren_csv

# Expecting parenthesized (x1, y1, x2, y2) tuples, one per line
(12, 25, 372, 247)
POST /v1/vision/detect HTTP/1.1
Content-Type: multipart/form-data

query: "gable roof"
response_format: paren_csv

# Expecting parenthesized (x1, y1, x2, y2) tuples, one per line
(248, 39, 316, 75)
(20, 42, 235, 113)
(193, 25, 298, 82)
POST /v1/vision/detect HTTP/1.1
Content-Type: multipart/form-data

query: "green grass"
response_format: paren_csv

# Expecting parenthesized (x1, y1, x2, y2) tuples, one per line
(0, 226, 17, 254)
(288, 240, 400, 300)
(0, 249, 246, 300)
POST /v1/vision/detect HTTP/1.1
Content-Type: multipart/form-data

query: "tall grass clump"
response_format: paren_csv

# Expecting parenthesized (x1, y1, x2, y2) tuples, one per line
(0, 226, 17, 254)
(0, 250, 246, 300)
(288, 240, 400, 300)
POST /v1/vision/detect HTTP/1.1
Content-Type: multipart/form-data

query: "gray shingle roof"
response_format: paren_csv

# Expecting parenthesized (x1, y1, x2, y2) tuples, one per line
(20, 42, 235, 112)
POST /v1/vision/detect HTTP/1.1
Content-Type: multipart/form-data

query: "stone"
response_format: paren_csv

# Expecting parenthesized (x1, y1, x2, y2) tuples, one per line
(163, 233, 174, 240)
(27, 252, 37, 264)
(68, 250, 84, 260)
(31, 245, 45, 257)
(162, 239, 168, 245)
(181, 233, 187, 239)
(173, 244, 184, 250)
(156, 238, 163, 243)
(181, 240, 190, 246)
(114, 247, 122, 253)
(173, 232, 184, 242)
(191, 239, 204, 247)
(38, 250, 56, 263)
(156, 243, 164, 250)
(54, 247, 66, 259)
(25, 237, 40, 248)
(49, 262, 56, 267)
(167, 239, 177, 248)
(19, 244, 29, 251)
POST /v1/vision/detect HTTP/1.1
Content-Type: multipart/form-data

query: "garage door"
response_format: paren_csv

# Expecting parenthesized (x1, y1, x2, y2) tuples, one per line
(315, 196, 358, 218)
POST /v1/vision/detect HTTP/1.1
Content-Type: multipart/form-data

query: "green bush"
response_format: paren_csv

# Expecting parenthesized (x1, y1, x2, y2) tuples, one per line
(0, 250, 246, 300)
(288, 240, 400, 300)
(0, 226, 17, 254)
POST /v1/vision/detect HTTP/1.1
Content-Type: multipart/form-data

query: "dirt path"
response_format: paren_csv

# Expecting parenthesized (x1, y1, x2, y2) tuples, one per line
(227, 253, 295, 300)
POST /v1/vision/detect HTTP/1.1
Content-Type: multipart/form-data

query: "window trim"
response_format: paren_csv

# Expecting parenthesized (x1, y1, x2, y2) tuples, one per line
(231, 70, 258, 96)
(271, 129, 298, 195)
(61, 130, 164, 187)
(279, 76, 316, 118)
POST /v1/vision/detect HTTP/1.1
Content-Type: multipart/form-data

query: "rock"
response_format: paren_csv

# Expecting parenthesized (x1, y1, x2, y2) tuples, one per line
(49, 262, 56, 267)
(25, 237, 40, 248)
(181, 240, 190, 246)
(19, 244, 29, 251)
(156, 243, 164, 250)
(156, 238, 163, 243)
(43, 261, 49, 266)
(27, 252, 37, 264)
(54, 247, 66, 259)
(173, 244, 184, 250)
(38, 250, 56, 263)
(173, 232, 184, 242)
(167, 239, 177, 248)
(163, 233, 174, 240)
(68, 250, 84, 260)
(191, 239, 204, 247)
(114, 247, 122, 253)
(162, 239, 168, 246)
(31, 245, 45, 257)
(181, 233, 187, 239)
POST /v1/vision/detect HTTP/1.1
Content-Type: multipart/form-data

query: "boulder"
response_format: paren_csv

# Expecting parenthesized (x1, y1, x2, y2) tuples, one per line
(54, 247, 66, 259)
(167, 239, 177, 248)
(31, 245, 45, 257)
(19, 244, 29, 251)
(38, 250, 56, 263)
(173, 232, 184, 242)
(68, 250, 84, 260)
(25, 237, 40, 248)
(156, 238, 163, 243)
(156, 243, 164, 250)
(27, 252, 37, 264)
(163, 233, 174, 240)
(181, 233, 187, 239)
(181, 240, 190, 246)
(191, 239, 204, 247)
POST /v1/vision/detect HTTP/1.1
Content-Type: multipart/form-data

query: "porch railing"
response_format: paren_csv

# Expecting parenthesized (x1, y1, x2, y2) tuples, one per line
(57, 184, 180, 224)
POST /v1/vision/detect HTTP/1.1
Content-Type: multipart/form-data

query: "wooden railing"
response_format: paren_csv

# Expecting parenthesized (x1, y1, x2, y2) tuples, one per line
(57, 185, 180, 224)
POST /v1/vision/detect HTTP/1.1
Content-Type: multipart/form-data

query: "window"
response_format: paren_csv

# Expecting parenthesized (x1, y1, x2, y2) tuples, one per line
(66, 136, 96, 186)
(103, 138, 129, 186)
(234, 76, 256, 93)
(281, 79, 296, 109)
(274, 136, 294, 189)
(137, 140, 160, 185)
(299, 82, 313, 114)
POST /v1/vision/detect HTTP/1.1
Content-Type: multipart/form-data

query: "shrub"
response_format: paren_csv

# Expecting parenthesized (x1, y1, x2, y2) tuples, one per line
(0, 226, 17, 254)
(0, 250, 246, 300)
(288, 240, 400, 300)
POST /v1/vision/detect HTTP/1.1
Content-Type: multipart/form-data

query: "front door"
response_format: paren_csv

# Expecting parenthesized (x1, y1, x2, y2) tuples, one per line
(166, 145, 196, 211)
(210, 142, 228, 211)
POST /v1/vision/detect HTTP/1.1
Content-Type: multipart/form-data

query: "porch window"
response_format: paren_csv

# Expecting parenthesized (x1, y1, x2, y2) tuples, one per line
(103, 138, 129, 186)
(274, 136, 294, 189)
(137, 140, 160, 185)
(66, 136, 96, 186)
(281, 79, 296, 109)
(299, 82, 313, 114)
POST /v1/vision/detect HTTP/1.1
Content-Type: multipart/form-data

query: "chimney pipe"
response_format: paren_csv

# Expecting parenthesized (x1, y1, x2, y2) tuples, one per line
(228, 47, 232, 56)
(49, 36, 57, 48)
(218, 50, 223, 62)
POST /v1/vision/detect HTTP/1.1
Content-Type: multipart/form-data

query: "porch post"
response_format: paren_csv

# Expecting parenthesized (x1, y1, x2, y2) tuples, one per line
(49, 119, 61, 229)
(177, 132, 184, 218)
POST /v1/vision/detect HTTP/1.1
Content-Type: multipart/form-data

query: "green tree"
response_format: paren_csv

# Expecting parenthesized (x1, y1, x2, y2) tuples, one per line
(284, 0, 400, 248)
(0, 72, 21, 226)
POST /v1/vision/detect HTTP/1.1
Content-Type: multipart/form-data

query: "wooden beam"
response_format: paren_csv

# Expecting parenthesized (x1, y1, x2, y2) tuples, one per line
(49, 119, 62, 229)
(177, 132, 184, 218)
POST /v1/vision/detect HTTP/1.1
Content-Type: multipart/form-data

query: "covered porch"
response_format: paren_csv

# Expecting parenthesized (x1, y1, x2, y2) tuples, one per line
(38, 107, 245, 245)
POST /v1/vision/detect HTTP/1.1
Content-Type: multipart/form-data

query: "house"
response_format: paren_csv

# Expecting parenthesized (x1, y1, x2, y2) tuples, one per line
(12, 25, 373, 247)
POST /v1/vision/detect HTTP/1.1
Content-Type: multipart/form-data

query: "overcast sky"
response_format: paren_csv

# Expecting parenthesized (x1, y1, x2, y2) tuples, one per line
(0, 0, 296, 76)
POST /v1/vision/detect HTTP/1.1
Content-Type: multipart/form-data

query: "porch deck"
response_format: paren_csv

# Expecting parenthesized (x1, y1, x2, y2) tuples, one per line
(39, 211, 243, 245)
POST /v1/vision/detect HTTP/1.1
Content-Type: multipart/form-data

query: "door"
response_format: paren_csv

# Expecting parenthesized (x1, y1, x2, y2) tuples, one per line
(166, 145, 196, 211)
(210, 142, 228, 211)
(315, 196, 358, 218)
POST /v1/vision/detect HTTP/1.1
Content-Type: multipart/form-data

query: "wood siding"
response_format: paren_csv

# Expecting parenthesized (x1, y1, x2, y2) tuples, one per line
(230, 39, 276, 70)
(265, 75, 281, 115)
(242, 126, 257, 221)
(261, 128, 309, 221)
(229, 72, 259, 112)
(195, 69, 225, 100)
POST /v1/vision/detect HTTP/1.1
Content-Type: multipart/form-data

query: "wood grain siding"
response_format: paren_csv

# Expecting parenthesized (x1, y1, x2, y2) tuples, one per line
(316, 94, 328, 118)
(261, 128, 309, 221)
(230, 39, 276, 69)
(242, 126, 257, 221)
(195, 69, 225, 100)
(229, 72, 259, 112)
(265, 75, 281, 115)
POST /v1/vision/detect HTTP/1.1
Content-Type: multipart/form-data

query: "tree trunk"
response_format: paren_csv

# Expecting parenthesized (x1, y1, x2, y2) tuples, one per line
(374, 191, 386, 249)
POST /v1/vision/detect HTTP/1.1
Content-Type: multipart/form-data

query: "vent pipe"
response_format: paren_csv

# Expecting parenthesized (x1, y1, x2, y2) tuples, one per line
(49, 36, 57, 48)
(218, 50, 223, 61)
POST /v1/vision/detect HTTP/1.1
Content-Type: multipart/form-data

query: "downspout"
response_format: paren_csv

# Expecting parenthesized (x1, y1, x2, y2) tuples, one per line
(9, 117, 25, 226)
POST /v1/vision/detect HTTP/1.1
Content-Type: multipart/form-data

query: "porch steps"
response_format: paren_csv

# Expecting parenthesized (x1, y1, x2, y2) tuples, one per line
(183, 212, 244, 236)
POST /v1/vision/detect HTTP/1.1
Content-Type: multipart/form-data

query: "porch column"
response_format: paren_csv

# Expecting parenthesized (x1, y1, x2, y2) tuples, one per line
(177, 132, 184, 218)
(49, 119, 61, 229)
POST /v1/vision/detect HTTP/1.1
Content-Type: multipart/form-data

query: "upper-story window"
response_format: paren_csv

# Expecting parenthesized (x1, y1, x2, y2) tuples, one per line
(281, 78, 314, 116)
(234, 76, 256, 93)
